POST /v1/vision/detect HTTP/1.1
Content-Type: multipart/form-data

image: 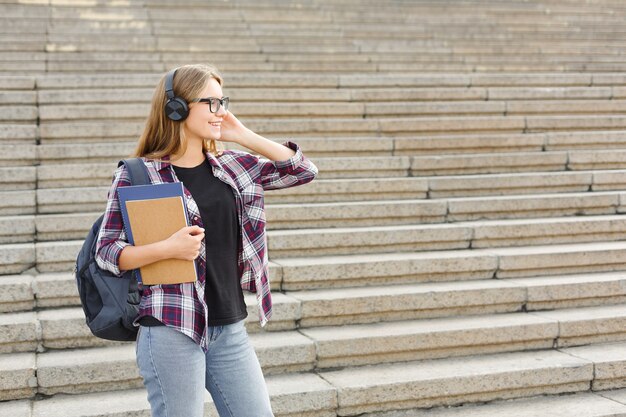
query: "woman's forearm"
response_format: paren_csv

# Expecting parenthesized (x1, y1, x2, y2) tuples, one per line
(118, 240, 171, 272)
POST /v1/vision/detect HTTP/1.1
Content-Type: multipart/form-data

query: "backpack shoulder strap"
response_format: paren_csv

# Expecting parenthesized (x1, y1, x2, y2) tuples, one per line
(117, 158, 151, 186)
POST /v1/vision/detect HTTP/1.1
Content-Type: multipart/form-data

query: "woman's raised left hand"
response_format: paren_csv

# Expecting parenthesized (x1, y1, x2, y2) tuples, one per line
(217, 110, 250, 144)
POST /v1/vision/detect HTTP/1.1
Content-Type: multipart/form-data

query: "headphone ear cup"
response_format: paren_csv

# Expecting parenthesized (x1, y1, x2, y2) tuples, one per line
(164, 97, 189, 121)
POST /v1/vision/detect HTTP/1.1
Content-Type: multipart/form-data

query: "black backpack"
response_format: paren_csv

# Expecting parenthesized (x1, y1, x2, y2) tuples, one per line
(74, 158, 151, 341)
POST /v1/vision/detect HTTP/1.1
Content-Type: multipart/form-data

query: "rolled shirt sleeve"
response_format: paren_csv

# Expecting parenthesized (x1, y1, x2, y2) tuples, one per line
(95, 164, 132, 277)
(256, 140, 318, 190)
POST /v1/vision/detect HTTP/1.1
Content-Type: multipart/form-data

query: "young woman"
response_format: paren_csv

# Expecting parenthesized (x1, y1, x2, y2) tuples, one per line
(95, 63, 318, 417)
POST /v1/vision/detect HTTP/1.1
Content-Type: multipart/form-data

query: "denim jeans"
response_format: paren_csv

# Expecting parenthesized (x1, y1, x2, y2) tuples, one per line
(135, 318, 275, 417)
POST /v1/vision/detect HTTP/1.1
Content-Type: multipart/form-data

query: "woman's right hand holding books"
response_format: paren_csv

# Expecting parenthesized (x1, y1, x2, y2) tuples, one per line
(165, 225, 205, 261)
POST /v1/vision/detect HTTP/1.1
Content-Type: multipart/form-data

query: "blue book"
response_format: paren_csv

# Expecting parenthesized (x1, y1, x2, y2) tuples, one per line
(117, 182, 198, 285)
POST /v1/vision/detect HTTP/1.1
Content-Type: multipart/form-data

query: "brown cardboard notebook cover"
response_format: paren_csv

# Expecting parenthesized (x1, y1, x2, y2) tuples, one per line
(126, 196, 197, 285)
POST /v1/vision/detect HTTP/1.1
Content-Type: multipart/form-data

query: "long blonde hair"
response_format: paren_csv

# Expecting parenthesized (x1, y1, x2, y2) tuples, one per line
(133, 64, 225, 162)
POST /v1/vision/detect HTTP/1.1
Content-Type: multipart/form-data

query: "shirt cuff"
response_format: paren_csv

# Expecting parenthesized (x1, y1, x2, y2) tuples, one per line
(112, 240, 131, 276)
(273, 140, 304, 173)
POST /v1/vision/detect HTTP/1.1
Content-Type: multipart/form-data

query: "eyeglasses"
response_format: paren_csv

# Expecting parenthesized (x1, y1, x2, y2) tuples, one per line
(189, 96, 229, 113)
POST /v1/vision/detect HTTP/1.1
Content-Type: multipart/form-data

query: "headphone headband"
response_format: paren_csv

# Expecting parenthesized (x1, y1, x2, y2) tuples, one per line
(164, 68, 177, 101)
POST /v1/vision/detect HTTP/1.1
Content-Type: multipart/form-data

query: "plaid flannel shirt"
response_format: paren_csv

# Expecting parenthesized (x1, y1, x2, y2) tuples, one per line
(95, 140, 318, 352)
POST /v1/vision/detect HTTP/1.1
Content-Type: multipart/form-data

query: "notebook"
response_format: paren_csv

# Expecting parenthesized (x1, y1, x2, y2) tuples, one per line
(117, 182, 198, 286)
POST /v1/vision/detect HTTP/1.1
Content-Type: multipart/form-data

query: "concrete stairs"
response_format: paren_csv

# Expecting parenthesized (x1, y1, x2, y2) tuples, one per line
(5, 0, 626, 415)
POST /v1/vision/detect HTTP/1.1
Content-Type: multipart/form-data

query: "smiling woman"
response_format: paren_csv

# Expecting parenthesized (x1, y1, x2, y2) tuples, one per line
(95, 63, 318, 417)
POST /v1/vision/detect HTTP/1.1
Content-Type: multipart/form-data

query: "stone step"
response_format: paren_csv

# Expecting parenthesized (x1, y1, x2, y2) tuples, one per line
(0, 132, 595, 166)
(0, 373, 336, 417)
(36, 114, 626, 142)
(8, 233, 626, 286)
(3, 270, 297, 324)
(27, 61, 623, 75)
(289, 271, 626, 327)
(12, 213, 621, 274)
(45, 33, 351, 48)
(3, 304, 626, 400)
(0, 274, 34, 314)
(14, 151, 608, 189)
(318, 345, 597, 415)
(38, 100, 626, 121)
(0, 190, 35, 216)
(0, 90, 36, 105)
(380, 390, 626, 417)
(21, 149, 618, 189)
(12, 50, 626, 69)
(17, 193, 620, 264)
(46, 61, 166, 73)
(6, 281, 626, 352)
(272, 240, 626, 290)
(34, 84, 626, 104)
(5, 263, 625, 322)
(26, 131, 626, 164)
(0, 333, 310, 398)
(30, 73, 610, 90)
(24, 72, 626, 91)
(1, 143, 36, 167)
(11, 294, 626, 360)
(550, 341, 626, 392)
(0, 124, 38, 145)
(24, 170, 626, 217)
(267, 214, 626, 258)
(22, 189, 624, 242)
(33, 115, 520, 144)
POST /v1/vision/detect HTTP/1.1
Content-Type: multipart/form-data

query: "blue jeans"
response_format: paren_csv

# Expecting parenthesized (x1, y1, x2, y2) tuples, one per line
(135, 319, 274, 417)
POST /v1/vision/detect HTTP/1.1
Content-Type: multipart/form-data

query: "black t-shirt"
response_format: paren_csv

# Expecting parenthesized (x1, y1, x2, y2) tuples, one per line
(138, 157, 248, 327)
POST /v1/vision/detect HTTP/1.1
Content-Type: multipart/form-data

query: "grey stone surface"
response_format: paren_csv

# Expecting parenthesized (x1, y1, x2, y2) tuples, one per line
(0, 311, 38, 354)
(0, 244, 35, 275)
(0, 275, 34, 313)
(0, 125, 37, 143)
(0, 400, 31, 417)
(365, 392, 626, 417)
(507, 272, 626, 310)
(0, 215, 35, 244)
(429, 171, 592, 198)
(39, 121, 144, 142)
(37, 163, 115, 188)
(447, 191, 618, 221)
(0, 144, 37, 167)
(493, 241, 626, 278)
(268, 223, 472, 257)
(560, 341, 626, 390)
(35, 212, 100, 241)
(532, 304, 626, 347)
(24, 372, 336, 416)
(32, 272, 77, 307)
(319, 349, 592, 415)
(411, 151, 568, 176)
(0, 191, 36, 216)
(0, 167, 36, 191)
(35, 241, 80, 273)
(36, 187, 107, 213)
(275, 250, 498, 290)
(0, 352, 37, 400)
(468, 214, 626, 248)
(299, 312, 556, 367)
(36, 344, 142, 395)
(289, 279, 525, 326)
(395, 133, 544, 155)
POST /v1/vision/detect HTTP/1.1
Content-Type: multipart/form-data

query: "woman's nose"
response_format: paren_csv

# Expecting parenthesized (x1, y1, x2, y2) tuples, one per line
(216, 105, 227, 116)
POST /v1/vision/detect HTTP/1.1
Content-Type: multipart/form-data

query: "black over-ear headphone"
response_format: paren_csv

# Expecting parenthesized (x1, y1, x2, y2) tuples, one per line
(164, 68, 189, 121)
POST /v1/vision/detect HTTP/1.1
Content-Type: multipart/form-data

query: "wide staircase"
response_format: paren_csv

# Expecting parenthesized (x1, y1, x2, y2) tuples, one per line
(6, 0, 626, 415)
